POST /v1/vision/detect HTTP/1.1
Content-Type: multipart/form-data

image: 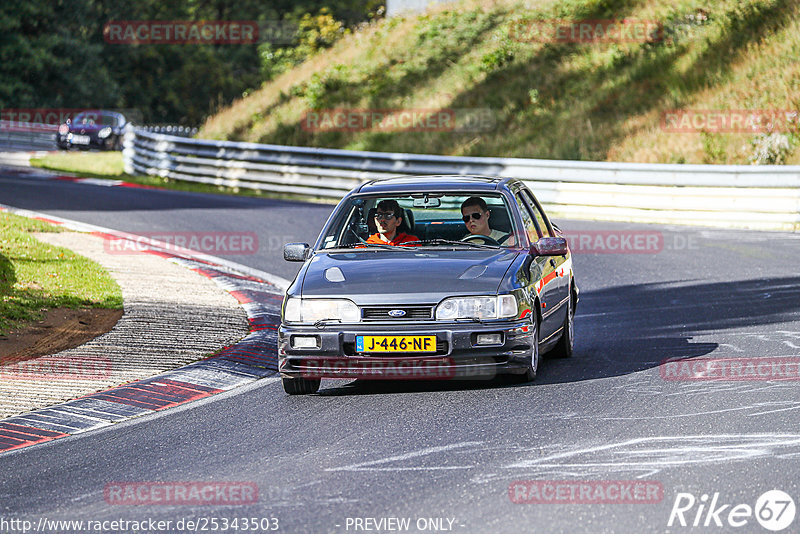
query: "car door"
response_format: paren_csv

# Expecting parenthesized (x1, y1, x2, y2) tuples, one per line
(512, 191, 561, 340)
(521, 188, 570, 336)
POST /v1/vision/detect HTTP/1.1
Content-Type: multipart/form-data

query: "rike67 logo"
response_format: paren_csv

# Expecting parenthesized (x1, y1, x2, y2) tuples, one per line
(668, 490, 796, 531)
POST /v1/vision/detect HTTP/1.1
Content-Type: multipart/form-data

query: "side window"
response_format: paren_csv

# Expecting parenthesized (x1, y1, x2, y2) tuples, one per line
(521, 190, 551, 237)
(514, 193, 540, 243)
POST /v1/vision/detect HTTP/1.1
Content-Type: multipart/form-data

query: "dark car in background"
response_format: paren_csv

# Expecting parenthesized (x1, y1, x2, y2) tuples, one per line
(57, 110, 128, 151)
(278, 175, 578, 394)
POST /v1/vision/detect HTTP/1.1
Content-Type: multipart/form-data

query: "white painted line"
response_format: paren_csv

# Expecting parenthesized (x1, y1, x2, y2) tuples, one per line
(72, 178, 124, 187)
(506, 434, 800, 471)
(326, 441, 484, 472)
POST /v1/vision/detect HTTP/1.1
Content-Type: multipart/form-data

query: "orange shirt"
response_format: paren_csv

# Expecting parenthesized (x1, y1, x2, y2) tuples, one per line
(364, 232, 419, 246)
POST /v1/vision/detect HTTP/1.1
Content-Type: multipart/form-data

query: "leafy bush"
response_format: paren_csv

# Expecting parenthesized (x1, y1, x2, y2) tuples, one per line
(480, 44, 515, 73)
(749, 133, 793, 164)
(747, 113, 799, 164)
(259, 8, 349, 81)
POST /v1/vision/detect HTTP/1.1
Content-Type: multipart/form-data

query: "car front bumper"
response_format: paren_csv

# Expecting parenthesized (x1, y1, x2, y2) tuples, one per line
(278, 319, 535, 381)
(57, 134, 116, 149)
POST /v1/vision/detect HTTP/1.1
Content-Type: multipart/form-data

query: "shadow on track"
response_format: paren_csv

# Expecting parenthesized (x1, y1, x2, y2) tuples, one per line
(317, 276, 800, 395)
(539, 276, 800, 385)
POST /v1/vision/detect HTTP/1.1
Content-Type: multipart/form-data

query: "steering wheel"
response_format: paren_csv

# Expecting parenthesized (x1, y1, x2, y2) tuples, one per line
(461, 234, 501, 246)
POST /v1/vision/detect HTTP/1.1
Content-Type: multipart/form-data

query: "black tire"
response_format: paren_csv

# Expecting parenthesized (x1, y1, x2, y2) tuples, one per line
(550, 291, 574, 358)
(282, 377, 320, 395)
(522, 318, 539, 381)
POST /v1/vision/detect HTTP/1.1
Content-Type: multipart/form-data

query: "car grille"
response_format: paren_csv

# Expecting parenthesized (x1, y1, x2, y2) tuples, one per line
(361, 306, 434, 321)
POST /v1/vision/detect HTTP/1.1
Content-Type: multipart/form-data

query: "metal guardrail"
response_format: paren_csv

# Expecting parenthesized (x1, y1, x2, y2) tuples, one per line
(0, 122, 197, 151)
(0, 121, 57, 149)
(137, 125, 199, 137)
(124, 129, 800, 230)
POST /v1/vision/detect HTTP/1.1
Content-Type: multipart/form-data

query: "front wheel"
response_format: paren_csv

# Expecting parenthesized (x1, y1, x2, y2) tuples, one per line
(506, 319, 539, 383)
(522, 319, 539, 381)
(550, 292, 574, 358)
(282, 377, 320, 395)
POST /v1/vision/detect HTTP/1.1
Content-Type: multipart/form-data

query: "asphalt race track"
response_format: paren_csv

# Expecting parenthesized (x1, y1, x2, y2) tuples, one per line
(2, 169, 800, 533)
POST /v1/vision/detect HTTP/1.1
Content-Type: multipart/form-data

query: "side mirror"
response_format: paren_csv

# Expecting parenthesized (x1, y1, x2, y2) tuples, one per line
(284, 243, 310, 262)
(532, 236, 568, 256)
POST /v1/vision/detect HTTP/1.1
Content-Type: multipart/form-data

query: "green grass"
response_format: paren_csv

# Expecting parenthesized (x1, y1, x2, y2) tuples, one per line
(0, 212, 122, 335)
(30, 151, 125, 178)
(200, 0, 800, 164)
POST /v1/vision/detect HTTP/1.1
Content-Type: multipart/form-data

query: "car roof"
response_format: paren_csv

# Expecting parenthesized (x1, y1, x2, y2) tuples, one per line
(72, 110, 124, 119)
(356, 175, 516, 194)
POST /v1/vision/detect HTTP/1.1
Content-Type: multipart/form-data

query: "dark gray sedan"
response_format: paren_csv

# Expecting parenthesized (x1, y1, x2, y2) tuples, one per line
(56, 110, 128, 151)
(278, 176, 578, 394)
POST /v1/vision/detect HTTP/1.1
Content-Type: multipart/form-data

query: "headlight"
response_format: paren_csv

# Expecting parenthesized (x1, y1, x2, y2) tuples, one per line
(58, 124, 69, 135)
(283, 297, 360, 324)
(435, 295, 517, 320)
(98, 127, 112, 138)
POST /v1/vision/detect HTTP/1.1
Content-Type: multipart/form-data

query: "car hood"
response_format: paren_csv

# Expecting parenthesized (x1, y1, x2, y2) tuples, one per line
(299, 249, 519, 305)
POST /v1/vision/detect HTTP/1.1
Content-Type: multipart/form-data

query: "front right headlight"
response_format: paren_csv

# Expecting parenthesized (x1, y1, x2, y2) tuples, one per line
(98, 126, 112, 138)
(283, 297, 360, 324)
(435, 295, 517, 320)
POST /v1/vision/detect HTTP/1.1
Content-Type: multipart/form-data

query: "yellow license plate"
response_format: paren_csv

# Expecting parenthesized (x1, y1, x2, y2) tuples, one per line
(356, 335, 436, 353)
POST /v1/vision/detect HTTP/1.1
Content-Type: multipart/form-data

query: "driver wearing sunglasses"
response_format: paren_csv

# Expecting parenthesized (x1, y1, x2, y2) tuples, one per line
(365, 199, 419, 246)
(460, 197, 510, 244)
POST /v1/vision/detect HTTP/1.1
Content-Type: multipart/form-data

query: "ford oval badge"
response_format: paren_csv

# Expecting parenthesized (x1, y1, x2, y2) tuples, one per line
(388, 309, 406, 317)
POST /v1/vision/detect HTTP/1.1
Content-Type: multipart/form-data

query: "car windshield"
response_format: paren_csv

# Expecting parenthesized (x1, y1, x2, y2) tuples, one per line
(317, 192, 520, 250)
(71, 112, 121, 127)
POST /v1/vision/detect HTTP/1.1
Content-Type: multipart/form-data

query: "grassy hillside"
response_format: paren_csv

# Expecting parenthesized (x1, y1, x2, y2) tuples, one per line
(200, 0, 800, 164)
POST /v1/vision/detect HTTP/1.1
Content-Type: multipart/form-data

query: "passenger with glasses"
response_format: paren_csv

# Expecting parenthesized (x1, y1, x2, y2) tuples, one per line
(365, 199, 419, 246)
(460, 197, 511, 244)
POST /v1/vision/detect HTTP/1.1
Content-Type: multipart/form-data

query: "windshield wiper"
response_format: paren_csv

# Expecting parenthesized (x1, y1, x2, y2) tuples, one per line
(406, 239, 498, 249)
(338, 242, 412, 250)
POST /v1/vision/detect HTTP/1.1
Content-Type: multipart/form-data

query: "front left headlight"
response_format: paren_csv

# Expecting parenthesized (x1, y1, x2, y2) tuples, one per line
(98, 127, 112, 138)
(435, 295, 517, 320)
(283, 297, 360, 324)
